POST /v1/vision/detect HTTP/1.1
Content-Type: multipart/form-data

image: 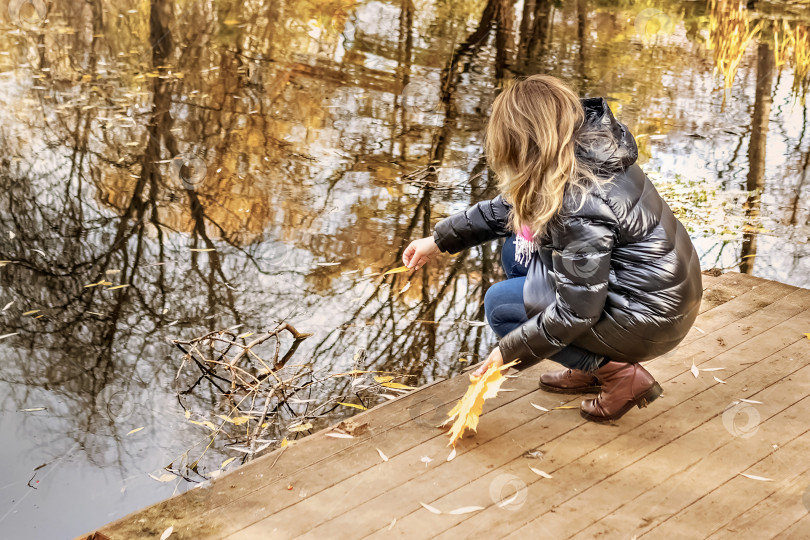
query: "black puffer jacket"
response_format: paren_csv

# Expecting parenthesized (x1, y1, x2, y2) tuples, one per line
(434, 97, 702, 366)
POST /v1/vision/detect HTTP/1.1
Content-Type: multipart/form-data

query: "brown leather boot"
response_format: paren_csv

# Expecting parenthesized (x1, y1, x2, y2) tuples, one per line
(580, 361, 663, 423)
(539, 369, 602, 394)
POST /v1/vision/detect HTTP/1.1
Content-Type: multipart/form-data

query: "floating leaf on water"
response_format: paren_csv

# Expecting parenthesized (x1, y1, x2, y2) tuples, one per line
(690, 363, 700, 378)
(338, 402, 367, 410)
(531, 403, 549, 412)
(419, 502, 442, 514)
(160, 526, 174, 540)
(373, 375, 394, 383)
(316, 262, 340, 267)
(237, 332, 254, 339)
(739, 398, 762, 404)
(87, 312, 104, 316)
(0, 333, 19, 341)
(461, 320, 488, 327)
(20, 407, 45, 412)
(740, 473, 773, 482)
(22, 310, 40, 316)
(400, 281, 411, 294)
(529, 466, 552, 479)
(380, 394, 397, 400)
(326, 432, 353, 439)
(148, 473, 175, 483)
(376, 448, 389, 462)
(447, 448, 457, 461)
(2, 301, 13, 311)
(127, 427, 144, 435)
(458, 358, 468, 363)
(448, 506, 484, 515)
(223, 18, 240, 25)
(714, 376, 727, 384)
(105, 269, 121, 275)
(381, 382, 416, 390)
(289, 422, 313, 432)
(383, 266, 409, 275)
(221, 457, 237, 468)
(189, 420, 217, 431)
(190, 248, 215, 252)
(184, 410, 191, 419)
(281, 438, 289, 448)
(106, 284, 130, 290)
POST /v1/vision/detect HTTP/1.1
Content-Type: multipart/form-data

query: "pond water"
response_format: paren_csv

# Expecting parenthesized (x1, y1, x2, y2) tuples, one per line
(0, 0, 808, 537)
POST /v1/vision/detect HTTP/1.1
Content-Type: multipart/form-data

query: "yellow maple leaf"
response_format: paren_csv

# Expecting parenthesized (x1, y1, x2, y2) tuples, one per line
(444, 360, 519, 447)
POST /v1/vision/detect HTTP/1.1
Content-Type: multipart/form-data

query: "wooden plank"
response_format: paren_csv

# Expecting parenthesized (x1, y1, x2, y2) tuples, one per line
(266, 290, 810, 539)
(631, 430, 810, 539)
(503, 360, 810, 540)
(708, 473, 810, 539)
(775, 514, 810, 539)
(416, 307, 810, 540)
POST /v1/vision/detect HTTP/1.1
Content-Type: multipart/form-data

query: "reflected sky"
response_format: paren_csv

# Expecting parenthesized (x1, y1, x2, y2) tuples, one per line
(0, 0, 808, 537)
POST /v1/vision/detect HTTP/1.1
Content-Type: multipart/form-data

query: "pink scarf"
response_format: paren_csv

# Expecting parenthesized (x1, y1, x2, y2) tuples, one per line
(514, 225, 538, 265)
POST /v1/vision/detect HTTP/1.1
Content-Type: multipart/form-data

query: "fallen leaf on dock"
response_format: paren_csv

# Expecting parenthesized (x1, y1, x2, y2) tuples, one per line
(338, 402, 367, 410)
(740, 473, 773, 482)
(127, 427, 144, 435)
(376, 448, 389, 462)
(701, 367, 725, 372)
(531, 403, 549, 412)
(326, 432, 354, 439)
(420, 502, 442, 514)
(444, 360, 519, 447)
(714, 376, 727, 384)
(383, 266, 409, 275)
(388, 518, 396, 530)
(497, 491, 521, 508)
(448, 506, 484, 515)
(690, 363, 700, 378)
(739, 398, 762, 404)
(160, 526, 174, 540)
(529, 466, 553, 479)
(552, 405, 578, 410)
(447, 448, 457, 461)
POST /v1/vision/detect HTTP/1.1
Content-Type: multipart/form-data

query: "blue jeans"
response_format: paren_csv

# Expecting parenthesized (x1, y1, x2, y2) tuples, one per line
(484, 235, 604, 372)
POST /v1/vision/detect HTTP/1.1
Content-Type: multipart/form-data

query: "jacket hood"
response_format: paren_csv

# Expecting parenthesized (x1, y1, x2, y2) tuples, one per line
(575, 97, 638, 175)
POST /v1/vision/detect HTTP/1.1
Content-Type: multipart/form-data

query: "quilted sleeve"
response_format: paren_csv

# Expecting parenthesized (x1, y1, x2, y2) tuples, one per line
(433, 195, 513, 254)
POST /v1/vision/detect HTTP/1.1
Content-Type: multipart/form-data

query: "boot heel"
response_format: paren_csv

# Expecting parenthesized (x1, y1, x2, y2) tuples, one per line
(636, 382, 663, 409)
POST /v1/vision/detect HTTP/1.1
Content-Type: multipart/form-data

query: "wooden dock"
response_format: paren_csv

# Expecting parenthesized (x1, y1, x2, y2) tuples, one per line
(85, 272, 810, 539)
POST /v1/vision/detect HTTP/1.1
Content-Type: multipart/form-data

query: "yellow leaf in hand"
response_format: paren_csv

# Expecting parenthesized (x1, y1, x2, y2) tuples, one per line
(445, 360, 519, 447)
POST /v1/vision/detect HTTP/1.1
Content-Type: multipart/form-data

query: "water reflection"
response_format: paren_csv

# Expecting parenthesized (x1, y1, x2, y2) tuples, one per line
(0, 0, 808, 537)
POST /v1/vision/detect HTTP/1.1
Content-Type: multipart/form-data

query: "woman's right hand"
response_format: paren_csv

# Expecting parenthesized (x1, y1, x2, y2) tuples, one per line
(403, 236, 440, 270)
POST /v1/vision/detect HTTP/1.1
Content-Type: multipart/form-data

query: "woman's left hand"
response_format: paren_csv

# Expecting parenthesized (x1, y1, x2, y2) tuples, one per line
(472, 347, 504, 378)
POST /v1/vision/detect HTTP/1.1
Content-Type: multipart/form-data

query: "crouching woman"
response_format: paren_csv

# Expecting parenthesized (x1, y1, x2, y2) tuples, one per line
(403, 75, 702, 423)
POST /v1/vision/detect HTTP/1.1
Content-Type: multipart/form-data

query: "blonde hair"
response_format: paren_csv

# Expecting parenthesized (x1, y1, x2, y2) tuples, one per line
(484, 75, 610, 238)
